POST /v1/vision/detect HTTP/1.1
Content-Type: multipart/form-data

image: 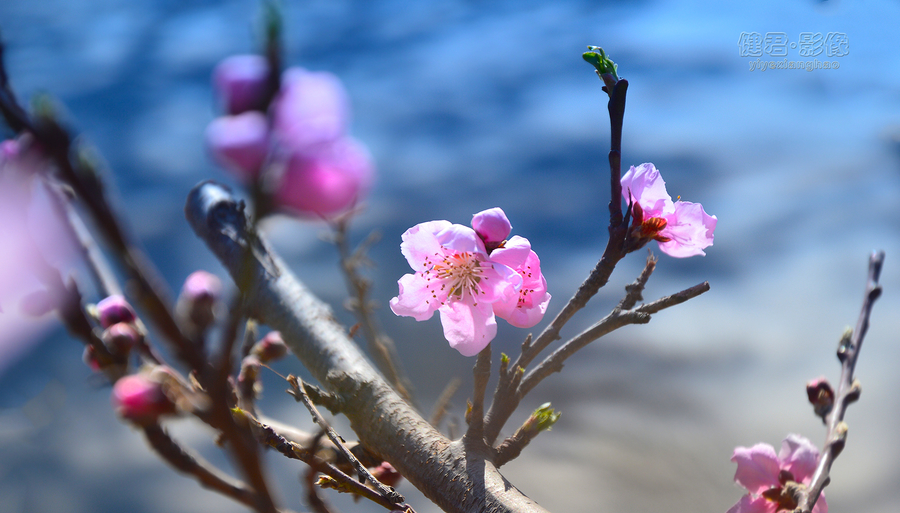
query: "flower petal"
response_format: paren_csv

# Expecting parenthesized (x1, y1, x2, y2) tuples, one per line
(491, 238, 550, 328)
(435, 224, 487, 256)
(390, 273, 439, 321)
(812, 493, 827, 513)
(778, 434, 820, 483)
(657, 201, 717, 257)
(399, 220, 453, 270)
(438, 301, 497, 356)
(732, 443, 781, 494)
(621, 163, 674, 217)
(726, 494, 777, 513)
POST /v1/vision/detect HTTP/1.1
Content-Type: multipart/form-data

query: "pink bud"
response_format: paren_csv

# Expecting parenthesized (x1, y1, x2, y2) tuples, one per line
(205, 112, 270, 180)
(111, 373, 175, 424)
(274, 137, 374, 217)
(370, 461, 402, 489)
(271, 67, 349, 152)
(181, 270, 222, 303)
(103, 322, 141, 356)
(96, 295, 137, 329)
(472, 207, 512, 245)
(252, 331, 289, 362)
(213, 55, 270, 115)
(176, 271, 222, 335)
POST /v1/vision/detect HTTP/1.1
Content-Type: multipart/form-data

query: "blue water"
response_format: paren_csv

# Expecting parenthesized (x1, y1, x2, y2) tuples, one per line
(2, 1, 900, 512)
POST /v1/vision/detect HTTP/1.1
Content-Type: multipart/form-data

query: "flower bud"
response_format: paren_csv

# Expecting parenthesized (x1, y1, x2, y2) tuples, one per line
(111, 373, 176, 424)
(103, 322, 141, 356)
(271, 67, 349, 152)
(274, 137, 374, 217)
(370, 461, 402, 489)
(213, 54, 270, 115)
(96, 295, 137, 329)
(472, 207, 512, 247)
(205, 112, 270, 180)
(806, 376, 834, 420)
(251, 331, 289, 362)
(176, 271, 222, 336)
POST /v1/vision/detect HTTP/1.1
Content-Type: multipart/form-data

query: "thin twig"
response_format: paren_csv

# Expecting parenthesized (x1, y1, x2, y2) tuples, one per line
(332, 218, 414, 403)
(287, 375, 405, 506)
(797, 251, 884, 513)
(519, 281, 709, 398)
(430, 377, 461, 428)
(142, 424, 262, 510)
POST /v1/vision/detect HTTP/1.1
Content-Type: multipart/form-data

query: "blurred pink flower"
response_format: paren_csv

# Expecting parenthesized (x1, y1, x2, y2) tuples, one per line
(213, 54, 270, 115)
(274, 136, 374, 217)
(96, 295, 137, 329)
(727, 434, 827, 513)
(205, 111, 270, 180)
(390, 220, 522, 356)
(621, 163, 716, 257)
(271, 67, 349, 152)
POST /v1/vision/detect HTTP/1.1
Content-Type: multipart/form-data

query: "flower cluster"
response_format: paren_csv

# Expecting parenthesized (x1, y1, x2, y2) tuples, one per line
(391, 208, 550, 356)
(727, 434, 827, 513)
(206, 55, 373, 217)
(621, 163, 716, 257)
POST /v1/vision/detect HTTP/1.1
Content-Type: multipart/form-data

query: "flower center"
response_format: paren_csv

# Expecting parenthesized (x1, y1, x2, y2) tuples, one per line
(422, 249, 486, 304)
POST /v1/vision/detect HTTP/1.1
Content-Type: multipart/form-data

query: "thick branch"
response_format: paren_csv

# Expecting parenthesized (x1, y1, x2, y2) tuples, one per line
(185, 182, 549, 513)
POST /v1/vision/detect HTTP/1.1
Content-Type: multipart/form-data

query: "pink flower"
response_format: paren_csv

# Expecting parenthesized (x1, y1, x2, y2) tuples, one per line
(213, 54, 270, 115)
(489, 236, 551, 328)
(621, 163, 716, 257)
(727, 434, 827, 513)
(205, 111, 270, 180)
(96, 295, 137, 329)
(271, 67, 349, 153)
(390, 220, 522, 356)
(274, 137, 374, 217)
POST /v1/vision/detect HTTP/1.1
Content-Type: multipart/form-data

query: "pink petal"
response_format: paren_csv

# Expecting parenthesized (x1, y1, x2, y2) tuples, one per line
(205, 112, 270, 179)
(474, 260, 522, 304)
(778, 434, 820, 483)
(274, 137, 374, 217)
(812, 493, 828, 513)
(471, 207, 512, 244)
(390, 273, 439, 321)
(435, 224, 488, 256)
(621, 163, 674, 217)
(726, 494, 777, 513)
(491, 239, 550, 328)
(399, 220, 453, 270)
(732, 443, 781, 494)
(272, 67, 349, 152)
(657, 201, 717, 258)
(489, 235, 532, 269)
(438, 300, 497, 356)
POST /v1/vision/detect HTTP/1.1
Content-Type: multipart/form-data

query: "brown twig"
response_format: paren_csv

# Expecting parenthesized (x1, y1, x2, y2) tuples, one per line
(797, 251, 884, 513)
(142, 424, 262, 510)
(429, 377, 461, 428)
(332, 217, 414, 403)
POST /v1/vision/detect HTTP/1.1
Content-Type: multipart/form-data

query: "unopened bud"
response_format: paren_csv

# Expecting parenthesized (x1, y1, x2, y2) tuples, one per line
(111, 373, 176, 424)
(472, 207, 512, 249)
(103, 322, 141, 357)
(251, 331, 289, 362)
(370, 461, 402, 489)
(176, 271, 222, 335)
(213, 54, 270, 115)
(805, 376, 834, 420)
(205, 112, 270, 180)
(96, 295, 137, 329)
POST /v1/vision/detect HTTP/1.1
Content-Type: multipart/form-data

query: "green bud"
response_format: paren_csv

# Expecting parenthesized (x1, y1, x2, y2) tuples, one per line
(583, 46, 619, 81)
(527, 402, 561, 433)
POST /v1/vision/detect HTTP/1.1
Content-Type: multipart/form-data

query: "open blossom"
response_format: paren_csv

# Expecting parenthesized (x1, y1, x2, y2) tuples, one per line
(391, 209, 549, 356)
(727, 434, 827, 513)
(621, 163, 716, 257)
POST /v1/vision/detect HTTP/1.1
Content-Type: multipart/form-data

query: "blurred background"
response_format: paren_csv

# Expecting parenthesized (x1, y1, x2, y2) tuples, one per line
(1, 0, 899, 512)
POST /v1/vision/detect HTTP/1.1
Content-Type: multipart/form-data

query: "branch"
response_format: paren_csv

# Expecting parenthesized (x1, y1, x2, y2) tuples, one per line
(185, 181, 550, 513)
(797, 251, 885, 513)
